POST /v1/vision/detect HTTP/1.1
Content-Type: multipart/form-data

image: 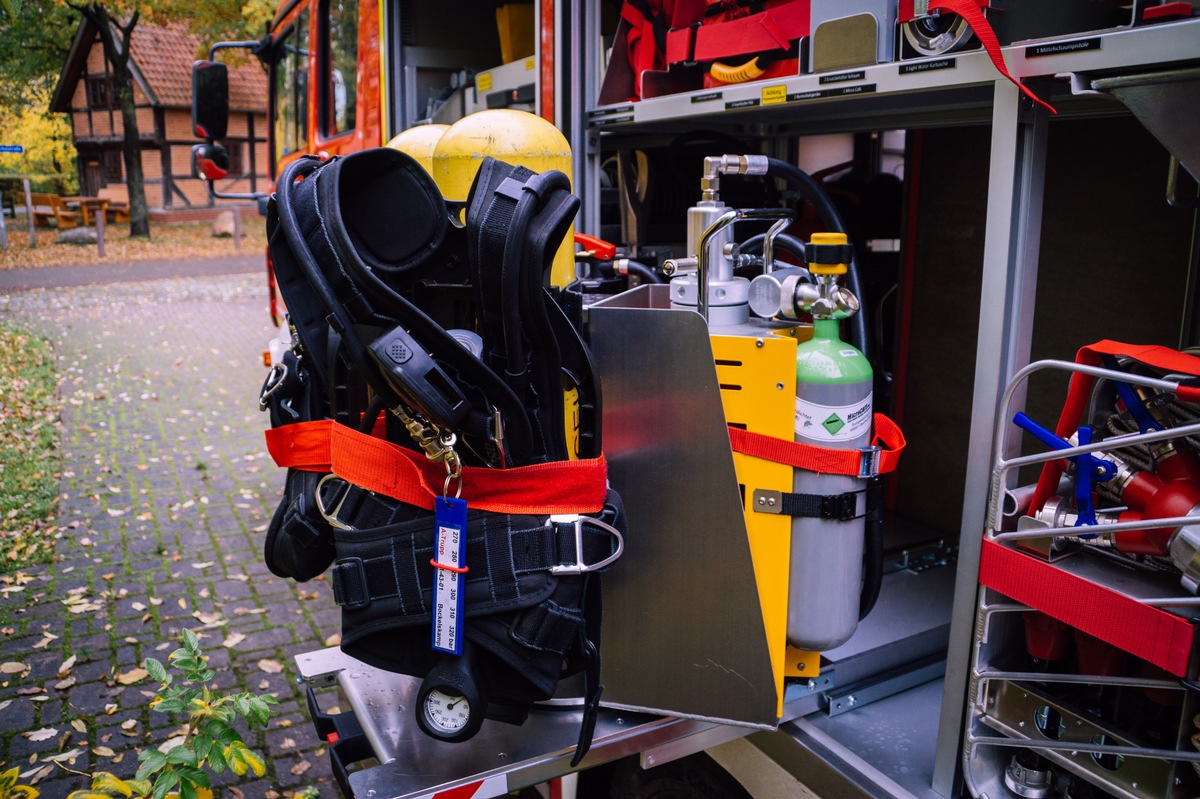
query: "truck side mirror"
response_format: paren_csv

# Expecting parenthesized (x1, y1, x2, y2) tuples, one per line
(192, 60, 229, 140)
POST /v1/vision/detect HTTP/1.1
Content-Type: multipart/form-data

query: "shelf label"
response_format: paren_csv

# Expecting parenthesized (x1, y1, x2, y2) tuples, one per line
(590, 105, 634, 118)
(787, 89, 824, 102)
(761, 85, 787, 105)
(725, 97, 760, 109)
(819, 70, 866, 85)
(477, 73, 493, 91)
(830, 83, 876, 98)
(1026, 37, 1101, 58)
(692, 91, 723, 103)
(589, 114, 634, 126)
(899, 57, 956, 75)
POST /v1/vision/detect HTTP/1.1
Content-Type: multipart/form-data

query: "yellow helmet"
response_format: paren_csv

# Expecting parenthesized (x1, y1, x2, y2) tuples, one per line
(385, 124, 449, 178)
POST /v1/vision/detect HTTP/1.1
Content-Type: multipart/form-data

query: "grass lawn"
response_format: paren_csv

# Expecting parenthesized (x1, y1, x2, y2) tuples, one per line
(0, 321, 61, 572)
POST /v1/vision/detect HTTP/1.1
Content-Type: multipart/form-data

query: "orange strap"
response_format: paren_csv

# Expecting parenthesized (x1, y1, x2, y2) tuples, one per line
(265, 420, 609, 515)
(728, 413, 906, 476)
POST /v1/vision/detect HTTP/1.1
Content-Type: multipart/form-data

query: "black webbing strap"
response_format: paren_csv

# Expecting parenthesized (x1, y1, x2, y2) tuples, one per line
(511, 599, 584, 654)
(330, 512, 616, 643)
(753, 481, 879, 522)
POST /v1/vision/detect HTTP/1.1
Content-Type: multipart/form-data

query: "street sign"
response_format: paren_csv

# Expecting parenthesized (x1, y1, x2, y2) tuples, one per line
(0, 145, 24, 154)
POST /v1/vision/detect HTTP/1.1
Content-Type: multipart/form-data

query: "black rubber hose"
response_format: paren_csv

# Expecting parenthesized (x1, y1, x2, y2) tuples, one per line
(859, 483, 884, 620)
(762, 157, 869, 362)
(622, 259, 665, 284)
(739, 232, 808, 264)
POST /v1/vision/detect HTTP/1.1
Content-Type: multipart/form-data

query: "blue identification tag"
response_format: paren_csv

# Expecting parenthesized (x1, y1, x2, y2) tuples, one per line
(431, 496, 468, 655)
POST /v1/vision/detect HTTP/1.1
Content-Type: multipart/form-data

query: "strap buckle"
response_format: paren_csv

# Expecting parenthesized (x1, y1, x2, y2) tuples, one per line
(315, 474, 355, 531)
(859, 446, 882, 478)
(548, 515, 625, 575)
(258, 362, 288, 411)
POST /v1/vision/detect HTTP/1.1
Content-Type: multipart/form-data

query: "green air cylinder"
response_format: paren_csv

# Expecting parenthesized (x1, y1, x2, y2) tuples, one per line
(789, 314, 873, 651)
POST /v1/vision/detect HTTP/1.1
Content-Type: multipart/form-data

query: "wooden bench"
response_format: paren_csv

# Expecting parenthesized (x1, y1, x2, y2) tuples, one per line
(98, 186, 130, 224)
(29, 193, 80, 229)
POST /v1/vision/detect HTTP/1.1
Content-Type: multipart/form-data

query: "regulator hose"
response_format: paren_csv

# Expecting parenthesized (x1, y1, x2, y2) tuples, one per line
(860, 492, 883, 620)
(623, 259, 666, 284)
(762, 157, 869, 362)
(740, 232, 808, 264)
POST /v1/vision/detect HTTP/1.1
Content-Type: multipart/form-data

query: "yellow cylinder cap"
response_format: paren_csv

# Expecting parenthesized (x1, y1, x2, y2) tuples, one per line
(385, 124, 449, 177)
(430, 109, 572, 203)
(808, 231, 850, 276)
(432, 110, 576, 288)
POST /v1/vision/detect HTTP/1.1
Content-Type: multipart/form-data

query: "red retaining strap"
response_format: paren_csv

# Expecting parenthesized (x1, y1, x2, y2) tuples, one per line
(979, 539, 1194, 677)
(266, 419, 609, 515)
(729, 413, 906, 476)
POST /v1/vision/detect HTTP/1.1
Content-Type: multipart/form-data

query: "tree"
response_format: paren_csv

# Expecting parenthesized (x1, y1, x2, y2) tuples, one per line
(0, 0, 75, 113)
(65, 3, 153, 236)
(0, 85, 79, 195)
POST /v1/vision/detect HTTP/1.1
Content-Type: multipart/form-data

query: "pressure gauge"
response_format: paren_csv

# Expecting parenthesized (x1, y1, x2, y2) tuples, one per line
(415, 651, 487, 743)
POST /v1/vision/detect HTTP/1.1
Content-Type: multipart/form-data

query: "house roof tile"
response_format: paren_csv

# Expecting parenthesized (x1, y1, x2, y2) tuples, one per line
(130, 21, 267, 112)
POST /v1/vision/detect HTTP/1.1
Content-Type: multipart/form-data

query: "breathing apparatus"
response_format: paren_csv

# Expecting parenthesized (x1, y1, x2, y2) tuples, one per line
(258, 116, 624, 764)
(666, 155, 901, 652)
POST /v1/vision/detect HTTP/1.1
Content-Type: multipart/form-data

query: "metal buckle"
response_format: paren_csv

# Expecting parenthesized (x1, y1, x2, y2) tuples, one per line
(258, 362, 288, 411)
(548, 515, 625, 575)
(315, 473, 355, 531)
(859, 446, 882, 479)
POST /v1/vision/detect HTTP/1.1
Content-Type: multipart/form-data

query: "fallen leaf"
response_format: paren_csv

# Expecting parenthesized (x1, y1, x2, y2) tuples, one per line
(290, 760, 311, 776)
(58, 654, 77, 676)
(177, 598, 187, 610)
(0, 699, 10, 713)
(158, 735, 187, 753)
(131, 602, 147, 612)
(44, 748, 84, 764)
(0, 662, 28, 674)
(191, 562, 213, 569)
(54, 676, 76, 690)
(23, 728, 57, 742)
(257, 659, 284, 674)
(20, 765, 53, 784)
(279, 737, 295, 750)
(324, 633, 342, 647)
(104, 703, 118, 715)
(70, 719, 87, 733)
(116, 667, 149, 685)
(149, 597, 163, 606)
(120, 719, 137, 731)
(193, 611, 222, 625)
(92, 746, 116, 757)
(223, 632, 246, 648)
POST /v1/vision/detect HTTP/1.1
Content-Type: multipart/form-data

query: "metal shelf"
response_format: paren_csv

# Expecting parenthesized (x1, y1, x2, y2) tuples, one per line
(586, 18, 1200, 132)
